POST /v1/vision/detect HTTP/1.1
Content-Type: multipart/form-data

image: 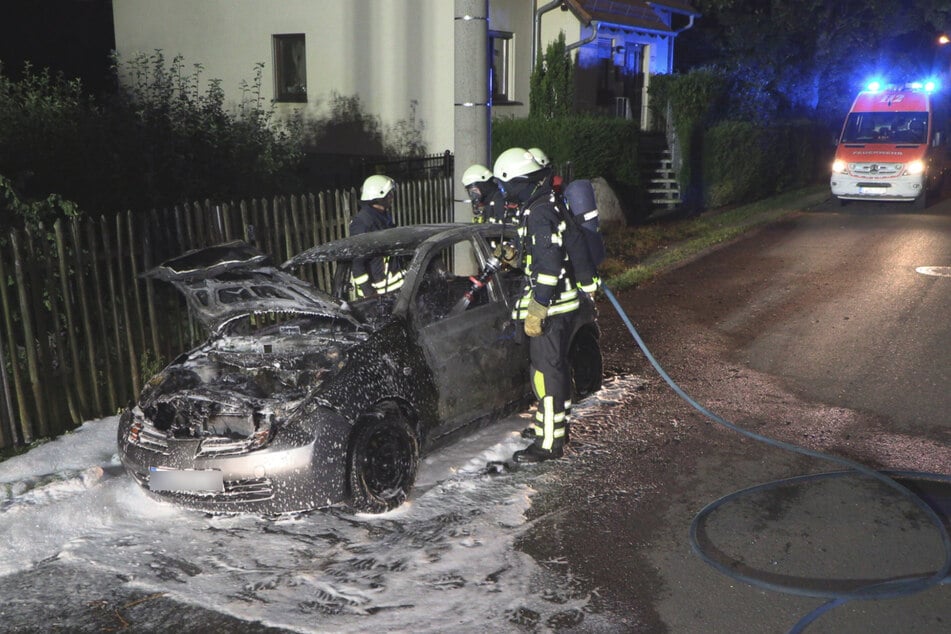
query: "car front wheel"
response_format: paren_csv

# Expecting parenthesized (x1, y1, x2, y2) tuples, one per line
(347, 404, 419, 513)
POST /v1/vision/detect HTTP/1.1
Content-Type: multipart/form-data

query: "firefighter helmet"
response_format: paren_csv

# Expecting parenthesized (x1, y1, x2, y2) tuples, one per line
(527, 147, 551, 167)
(360, 175, 396, 202)
(492, 147, 542, 182)
(461, 164, 493, 187)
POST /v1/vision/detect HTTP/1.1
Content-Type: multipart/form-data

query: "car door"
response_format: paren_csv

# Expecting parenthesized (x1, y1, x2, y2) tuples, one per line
(410, 235, 530, 434)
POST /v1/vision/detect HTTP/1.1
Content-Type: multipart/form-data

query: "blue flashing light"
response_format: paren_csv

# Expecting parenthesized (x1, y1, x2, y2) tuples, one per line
(866, 80, 882, 92)
(908, 79, 939, 93)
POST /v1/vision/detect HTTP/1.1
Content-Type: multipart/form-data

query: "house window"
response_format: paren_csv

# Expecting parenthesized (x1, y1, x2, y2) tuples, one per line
(273, 34, 307, 102)
(490, 31, 513, 103)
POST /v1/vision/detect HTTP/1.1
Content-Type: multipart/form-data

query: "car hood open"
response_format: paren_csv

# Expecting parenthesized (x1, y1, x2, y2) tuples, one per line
(143, 241, 360, 332)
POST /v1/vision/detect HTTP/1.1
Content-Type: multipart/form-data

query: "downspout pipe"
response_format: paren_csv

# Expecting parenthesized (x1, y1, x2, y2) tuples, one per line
(565, 20, 600, 53)
(533, 0, 564, 68)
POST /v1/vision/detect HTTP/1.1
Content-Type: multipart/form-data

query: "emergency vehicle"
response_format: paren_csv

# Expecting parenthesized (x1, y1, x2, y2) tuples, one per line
(830, 81, 951, 208)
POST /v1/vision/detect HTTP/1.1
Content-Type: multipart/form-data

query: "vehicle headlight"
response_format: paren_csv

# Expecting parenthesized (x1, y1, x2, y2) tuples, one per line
(832, 159, 848, 173)
(906, 160, 925, 175)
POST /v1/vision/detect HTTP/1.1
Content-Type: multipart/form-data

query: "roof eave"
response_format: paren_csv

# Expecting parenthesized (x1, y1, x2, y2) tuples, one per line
(647, 1, 701, 17)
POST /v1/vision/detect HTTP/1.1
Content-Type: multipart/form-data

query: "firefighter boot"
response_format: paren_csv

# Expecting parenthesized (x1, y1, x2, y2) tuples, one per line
(513, 442, 564, 463)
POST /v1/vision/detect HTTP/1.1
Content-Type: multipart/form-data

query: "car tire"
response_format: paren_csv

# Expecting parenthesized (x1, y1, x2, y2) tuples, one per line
(569, 326, 603, 400)
(915, 189, 928, 210)
(347, 404, 419, 513)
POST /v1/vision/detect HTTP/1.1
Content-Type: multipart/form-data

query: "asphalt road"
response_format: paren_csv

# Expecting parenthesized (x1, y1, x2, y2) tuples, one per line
(4, 190, 951, 634)
(527, 192, 951, 633)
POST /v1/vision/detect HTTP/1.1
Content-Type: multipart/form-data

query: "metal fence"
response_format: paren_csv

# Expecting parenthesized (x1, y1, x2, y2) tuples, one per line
(301, 150, 454, 192)
(0, 175, 453, 450)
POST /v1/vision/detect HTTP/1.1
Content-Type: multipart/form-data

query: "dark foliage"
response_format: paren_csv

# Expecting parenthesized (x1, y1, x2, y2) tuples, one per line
(0, 52, 304, 231)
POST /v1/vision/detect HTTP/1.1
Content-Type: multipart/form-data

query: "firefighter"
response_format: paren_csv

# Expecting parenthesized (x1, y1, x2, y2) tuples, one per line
(461, 163, 514, 224)
(493, 147, 599, 463)
(349, 174, 405, 297)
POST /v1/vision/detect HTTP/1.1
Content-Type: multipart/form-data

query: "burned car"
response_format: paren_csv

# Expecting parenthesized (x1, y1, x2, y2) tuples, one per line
(118, 224, 602, 514)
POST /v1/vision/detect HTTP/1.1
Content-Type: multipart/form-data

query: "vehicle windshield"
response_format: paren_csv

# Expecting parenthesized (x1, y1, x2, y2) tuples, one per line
(840, 112, 928, 144)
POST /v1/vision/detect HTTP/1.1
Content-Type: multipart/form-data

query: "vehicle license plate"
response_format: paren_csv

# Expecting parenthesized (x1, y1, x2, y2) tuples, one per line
(149, 467, 224, 492)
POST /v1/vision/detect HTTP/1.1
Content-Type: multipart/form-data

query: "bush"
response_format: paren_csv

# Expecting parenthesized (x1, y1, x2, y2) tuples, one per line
(702, 119, 829, 207)
(651, 67, 831, 210)
(0, 53, 304, 230)
(492, 115, 650, 222)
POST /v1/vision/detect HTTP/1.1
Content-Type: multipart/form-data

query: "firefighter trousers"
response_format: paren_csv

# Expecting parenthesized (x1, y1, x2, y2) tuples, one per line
(527, 311, 574, 452)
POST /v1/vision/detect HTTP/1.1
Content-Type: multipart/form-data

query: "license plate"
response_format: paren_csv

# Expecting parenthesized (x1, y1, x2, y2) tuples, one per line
(149, 467, 224, 493)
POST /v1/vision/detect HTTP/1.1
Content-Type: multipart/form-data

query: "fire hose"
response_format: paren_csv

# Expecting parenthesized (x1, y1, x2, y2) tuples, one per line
(601, 285, 951, 634)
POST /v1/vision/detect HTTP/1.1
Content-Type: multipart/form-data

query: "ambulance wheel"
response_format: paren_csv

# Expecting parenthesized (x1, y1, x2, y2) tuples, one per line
(914, 191, 928, 210)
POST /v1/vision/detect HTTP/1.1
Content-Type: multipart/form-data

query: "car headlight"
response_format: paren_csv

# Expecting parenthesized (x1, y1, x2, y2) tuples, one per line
(832, 159, 847, 174)
(906, 160, 925, 175)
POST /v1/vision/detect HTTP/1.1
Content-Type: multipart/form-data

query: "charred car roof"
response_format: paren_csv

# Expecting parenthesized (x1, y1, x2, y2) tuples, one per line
(282, 223, 513, 268)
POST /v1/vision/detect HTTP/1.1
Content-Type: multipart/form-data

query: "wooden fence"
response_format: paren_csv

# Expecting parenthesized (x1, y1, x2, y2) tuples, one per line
(0, 175, 453, 450)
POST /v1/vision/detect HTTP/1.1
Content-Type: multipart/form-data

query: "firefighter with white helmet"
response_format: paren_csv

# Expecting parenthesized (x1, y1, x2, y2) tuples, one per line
(349, 174, 405, 297)
(493, 147, 599, 463)
(462, 163, 512, 224)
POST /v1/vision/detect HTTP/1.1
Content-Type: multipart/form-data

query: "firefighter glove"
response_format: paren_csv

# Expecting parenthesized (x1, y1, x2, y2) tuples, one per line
(492, 243, 519, 269)
(524, 298, 548, 337)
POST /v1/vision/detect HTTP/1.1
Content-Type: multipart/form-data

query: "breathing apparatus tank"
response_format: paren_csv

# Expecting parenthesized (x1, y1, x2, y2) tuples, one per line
(563, 179, 606, 266)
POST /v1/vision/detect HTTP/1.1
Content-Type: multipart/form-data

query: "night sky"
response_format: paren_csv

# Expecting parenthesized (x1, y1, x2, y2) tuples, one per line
(0, 0, 116, 93)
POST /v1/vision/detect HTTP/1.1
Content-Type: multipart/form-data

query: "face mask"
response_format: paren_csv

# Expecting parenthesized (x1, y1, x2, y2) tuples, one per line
(499, 179, 536, 204)
(466, 184, 483, 205)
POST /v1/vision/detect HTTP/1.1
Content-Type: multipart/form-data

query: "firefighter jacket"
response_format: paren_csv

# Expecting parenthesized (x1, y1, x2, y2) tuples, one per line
(512, 189, 599, 320)
(349, 202, 405, 296)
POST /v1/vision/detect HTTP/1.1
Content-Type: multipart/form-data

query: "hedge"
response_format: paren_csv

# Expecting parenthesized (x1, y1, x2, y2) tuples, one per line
(491, 115, 649, 221)
(701, 119, 830, 208)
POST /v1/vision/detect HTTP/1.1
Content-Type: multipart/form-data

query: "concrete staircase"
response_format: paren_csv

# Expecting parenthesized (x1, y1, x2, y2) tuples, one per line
(644, 146, 681, 211)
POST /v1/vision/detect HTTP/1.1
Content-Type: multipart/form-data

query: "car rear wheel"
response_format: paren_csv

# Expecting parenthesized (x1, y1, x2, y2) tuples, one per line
(347, 404, 419, 513)
(569, 326, 603, 400)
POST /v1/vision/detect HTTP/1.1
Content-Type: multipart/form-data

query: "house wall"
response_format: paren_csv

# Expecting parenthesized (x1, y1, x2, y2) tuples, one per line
(488, 0, 532, 119)
(112, 0, 456, 155)
(112, 0, 542, 155)
(538, 3, 580, 56)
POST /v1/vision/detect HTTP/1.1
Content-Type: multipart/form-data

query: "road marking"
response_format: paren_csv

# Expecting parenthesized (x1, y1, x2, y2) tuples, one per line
(915, 266, 951, 277)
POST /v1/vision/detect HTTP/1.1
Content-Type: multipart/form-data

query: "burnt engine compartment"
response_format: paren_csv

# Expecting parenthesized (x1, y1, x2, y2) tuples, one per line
(139, 314, 367, 440)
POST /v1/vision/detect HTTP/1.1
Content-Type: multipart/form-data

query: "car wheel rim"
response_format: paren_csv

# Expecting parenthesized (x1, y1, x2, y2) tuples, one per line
(361, 425, 412, 498)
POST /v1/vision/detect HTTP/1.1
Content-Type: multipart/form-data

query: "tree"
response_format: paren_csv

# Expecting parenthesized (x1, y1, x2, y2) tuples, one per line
(530, 32, 574, 119)
(680, 0, 951, 126)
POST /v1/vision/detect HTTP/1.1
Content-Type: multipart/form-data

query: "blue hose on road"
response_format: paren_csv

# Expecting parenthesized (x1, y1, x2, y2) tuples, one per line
(601, 285, 951, 633)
